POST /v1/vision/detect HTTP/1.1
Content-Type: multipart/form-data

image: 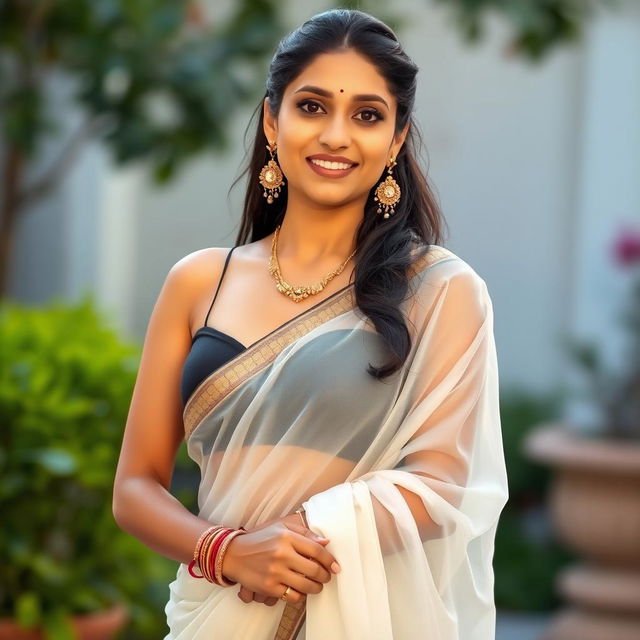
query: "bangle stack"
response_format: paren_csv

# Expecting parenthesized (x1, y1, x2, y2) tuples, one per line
(188, 525, 247, 587)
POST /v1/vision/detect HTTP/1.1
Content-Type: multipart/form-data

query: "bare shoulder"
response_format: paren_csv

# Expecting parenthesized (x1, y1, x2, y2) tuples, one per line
(168, 247, 234, 289)
(153, 247, 232, 330)
(168, 238, 270, 289)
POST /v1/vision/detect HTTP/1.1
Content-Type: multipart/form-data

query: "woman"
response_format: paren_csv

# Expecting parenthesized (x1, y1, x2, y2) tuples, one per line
(113, 8, 508, 640)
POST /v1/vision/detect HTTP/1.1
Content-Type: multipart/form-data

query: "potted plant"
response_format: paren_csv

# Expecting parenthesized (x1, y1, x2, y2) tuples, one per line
(524, 226, 640, 639)
(0, 297, 174, 640)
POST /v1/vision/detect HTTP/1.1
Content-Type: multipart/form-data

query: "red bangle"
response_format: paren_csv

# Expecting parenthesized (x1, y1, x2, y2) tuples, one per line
(190, 525, 225, 580)
(188, 558, 204, 579)
(201, 528, 225, 582)
(190, 525, 247, 586)
(215, 528, 247, 586)
(208, 529, 234, 583)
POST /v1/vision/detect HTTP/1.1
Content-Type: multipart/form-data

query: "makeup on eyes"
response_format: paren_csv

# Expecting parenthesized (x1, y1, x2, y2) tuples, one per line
(295, 99, 384, 123)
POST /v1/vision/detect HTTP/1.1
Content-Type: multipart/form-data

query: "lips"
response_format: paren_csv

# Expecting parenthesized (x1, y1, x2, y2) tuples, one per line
(307, 154, 357, 165)
(306, 157, 358, 178)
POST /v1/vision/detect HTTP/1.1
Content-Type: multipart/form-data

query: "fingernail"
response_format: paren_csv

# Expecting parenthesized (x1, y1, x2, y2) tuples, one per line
(316, 535, 329, 542)
(331, 561, 341, 574)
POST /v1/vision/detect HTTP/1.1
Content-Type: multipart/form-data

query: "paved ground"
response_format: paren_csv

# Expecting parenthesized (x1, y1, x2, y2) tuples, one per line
(496, 610, 552, 640)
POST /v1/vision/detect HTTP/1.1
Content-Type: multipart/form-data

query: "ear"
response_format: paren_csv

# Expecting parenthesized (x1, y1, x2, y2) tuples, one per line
(263, 97, 278, 145)
(390, 120, 410, 160)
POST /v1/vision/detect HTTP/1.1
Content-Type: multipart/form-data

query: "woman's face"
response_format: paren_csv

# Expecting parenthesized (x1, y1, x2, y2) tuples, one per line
(263, 49, 409, 209)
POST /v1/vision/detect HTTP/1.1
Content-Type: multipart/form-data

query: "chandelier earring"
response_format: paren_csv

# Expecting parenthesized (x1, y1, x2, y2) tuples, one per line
(374, 156, 401, 219)
(259, 141, 285, 204)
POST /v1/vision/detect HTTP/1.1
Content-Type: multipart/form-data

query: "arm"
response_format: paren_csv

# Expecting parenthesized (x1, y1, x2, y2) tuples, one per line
(304, 269, 505, 557)
(112, 249, 228, 564)
(375, 270, 498, 554)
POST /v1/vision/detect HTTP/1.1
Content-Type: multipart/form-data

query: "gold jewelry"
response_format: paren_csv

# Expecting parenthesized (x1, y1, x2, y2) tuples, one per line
(295, 507, 307, 528)
(281, 585, 292, 601)
(259, 141, 285, 204)
(374, 156, 401, 219)
(268, 224, 356, 303)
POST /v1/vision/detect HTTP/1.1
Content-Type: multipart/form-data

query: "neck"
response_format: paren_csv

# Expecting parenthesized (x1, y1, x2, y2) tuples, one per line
(273, 191, 364, 268)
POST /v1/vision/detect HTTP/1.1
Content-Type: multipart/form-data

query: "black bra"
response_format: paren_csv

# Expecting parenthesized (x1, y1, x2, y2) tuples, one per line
(180, 247, 244, 406)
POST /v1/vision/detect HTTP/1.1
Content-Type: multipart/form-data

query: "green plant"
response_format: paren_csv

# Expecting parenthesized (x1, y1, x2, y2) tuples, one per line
(0, 0, 287, 293)
(0, 297, 177, 639)
(0, 0, 620, 296)
(562, 225, 640, 440)
(493, 385, 574, 611)
(433, 0, 620, 61)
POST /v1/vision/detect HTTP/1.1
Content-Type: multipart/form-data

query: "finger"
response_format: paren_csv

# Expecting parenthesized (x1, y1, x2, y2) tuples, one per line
(272, 593, 305, 607)
(289, 553, 332, 585)
(282, 519, 329, 544)
(253, 592, 267, 603)
(287, 531, 340, 575)
(281, 569, 326, 597)
(238, 586, 254, 603)
(277, 584, 305, 604)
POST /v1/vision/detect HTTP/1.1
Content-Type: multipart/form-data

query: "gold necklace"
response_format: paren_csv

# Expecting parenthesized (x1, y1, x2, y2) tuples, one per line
(268, 225, 356, 303)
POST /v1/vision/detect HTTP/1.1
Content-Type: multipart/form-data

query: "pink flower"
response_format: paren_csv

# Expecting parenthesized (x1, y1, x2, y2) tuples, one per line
(613, 227, 640, 267)
(185, 2, 206, 27)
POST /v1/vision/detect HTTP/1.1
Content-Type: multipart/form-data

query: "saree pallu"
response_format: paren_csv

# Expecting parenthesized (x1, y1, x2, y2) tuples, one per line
(164, 244, 509, 640)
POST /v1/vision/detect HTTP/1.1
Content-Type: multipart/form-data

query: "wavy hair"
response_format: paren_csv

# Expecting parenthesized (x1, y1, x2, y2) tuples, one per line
(230, 8, 447, 378)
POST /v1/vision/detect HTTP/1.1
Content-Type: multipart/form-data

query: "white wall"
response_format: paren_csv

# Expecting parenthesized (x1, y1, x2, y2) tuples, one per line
(10, 0, 638, 402)
(131, 0, 585, 393)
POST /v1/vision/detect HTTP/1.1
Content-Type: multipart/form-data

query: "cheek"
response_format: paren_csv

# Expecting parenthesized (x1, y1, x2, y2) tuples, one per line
(274, 115, 393, 185)
(274, 128, 307, 176)
(359, 140, 392, 181)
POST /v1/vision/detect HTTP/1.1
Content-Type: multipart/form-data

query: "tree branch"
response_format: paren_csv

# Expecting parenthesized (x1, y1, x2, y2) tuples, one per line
(16, 114, 111, 211)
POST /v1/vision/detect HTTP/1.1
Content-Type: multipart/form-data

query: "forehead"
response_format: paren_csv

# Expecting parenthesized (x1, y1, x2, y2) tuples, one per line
(285, 50, 393, 104)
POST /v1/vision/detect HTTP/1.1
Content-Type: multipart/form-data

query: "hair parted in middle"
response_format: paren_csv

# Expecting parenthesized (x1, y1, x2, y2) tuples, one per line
(228, 8, 448, 379)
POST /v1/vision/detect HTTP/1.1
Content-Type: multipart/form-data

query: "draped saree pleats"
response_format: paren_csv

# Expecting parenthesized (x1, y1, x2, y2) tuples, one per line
(164, 244, 509, 640)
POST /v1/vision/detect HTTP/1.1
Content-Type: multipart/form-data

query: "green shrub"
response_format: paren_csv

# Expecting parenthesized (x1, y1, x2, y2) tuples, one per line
(0, 296, 177, 639)
(494, 385, 575, 611)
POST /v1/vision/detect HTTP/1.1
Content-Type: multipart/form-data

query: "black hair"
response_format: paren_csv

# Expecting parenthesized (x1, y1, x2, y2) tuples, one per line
(231, 8, 447, 378)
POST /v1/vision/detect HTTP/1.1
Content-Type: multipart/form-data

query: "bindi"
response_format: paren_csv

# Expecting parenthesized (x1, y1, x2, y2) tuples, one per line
(340, 89, 344, 93)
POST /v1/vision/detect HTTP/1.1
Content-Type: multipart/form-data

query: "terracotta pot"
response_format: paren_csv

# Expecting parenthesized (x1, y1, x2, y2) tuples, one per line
(0, 603, 128, 640)
(524, 423, 640, 640)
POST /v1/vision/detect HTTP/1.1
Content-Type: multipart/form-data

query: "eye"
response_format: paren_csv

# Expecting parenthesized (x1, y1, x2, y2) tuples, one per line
(355, 109, 384, 124)
(296, 99, 326, 115)
(296, 99, 384, 124)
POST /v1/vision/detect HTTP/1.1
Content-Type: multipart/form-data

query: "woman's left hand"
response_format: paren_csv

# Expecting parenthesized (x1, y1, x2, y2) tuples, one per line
(236, 512, 309, 607)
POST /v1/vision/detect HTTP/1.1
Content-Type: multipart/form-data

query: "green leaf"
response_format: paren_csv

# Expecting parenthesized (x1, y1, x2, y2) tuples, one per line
(42, 608, 76, 640)
(14, 592, 42, 627)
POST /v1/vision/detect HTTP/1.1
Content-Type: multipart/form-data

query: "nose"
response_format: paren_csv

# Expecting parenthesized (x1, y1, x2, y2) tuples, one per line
(317, 113, 352, 150)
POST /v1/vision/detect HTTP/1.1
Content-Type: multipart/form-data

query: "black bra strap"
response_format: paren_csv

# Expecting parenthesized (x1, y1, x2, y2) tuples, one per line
(204, 246, 237, 326)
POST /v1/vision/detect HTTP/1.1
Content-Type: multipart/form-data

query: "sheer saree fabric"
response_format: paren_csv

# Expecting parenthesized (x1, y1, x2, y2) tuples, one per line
(164, 244, 508, 640)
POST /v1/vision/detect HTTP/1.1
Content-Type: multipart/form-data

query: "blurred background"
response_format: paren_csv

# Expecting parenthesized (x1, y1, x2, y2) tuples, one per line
(1, 0, 639, 638)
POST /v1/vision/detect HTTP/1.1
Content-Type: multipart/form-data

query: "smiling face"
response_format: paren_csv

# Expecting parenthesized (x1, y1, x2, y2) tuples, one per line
(263, 49, 409, 211)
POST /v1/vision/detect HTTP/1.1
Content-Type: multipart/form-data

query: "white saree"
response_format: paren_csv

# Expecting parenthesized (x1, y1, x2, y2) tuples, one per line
(164, 244, 509, 640)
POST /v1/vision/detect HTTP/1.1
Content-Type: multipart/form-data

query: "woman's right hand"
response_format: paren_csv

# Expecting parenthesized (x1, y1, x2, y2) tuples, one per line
(222, 517, 341, 605)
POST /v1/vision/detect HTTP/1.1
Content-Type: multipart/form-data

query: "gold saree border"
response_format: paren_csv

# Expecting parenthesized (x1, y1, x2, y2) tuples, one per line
(183, 285, 357, 440)
(182, 244, 453, 443)
(274, 599, 306, 640)
(272, 245, 454, 640)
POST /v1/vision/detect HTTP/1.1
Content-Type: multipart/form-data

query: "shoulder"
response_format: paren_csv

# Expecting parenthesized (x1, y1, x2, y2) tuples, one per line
(407, 244, 491, 321)
(156, 248, 235, 324)
(410, 243, 486, 290)
(166, 246, 235, 292)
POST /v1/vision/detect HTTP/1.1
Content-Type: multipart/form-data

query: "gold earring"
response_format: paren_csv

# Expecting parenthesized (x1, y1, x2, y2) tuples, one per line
(259, 141, 285, 204)
(374, 157, 401, 219)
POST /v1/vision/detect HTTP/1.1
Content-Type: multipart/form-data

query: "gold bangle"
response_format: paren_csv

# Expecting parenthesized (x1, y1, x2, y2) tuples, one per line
(295, 507, 307, 528)
(193, 525, 222, 562)
(216, 529, 247, 587)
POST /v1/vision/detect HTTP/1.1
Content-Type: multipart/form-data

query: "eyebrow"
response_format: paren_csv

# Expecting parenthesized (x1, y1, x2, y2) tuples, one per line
(293, 85, 390, 110)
